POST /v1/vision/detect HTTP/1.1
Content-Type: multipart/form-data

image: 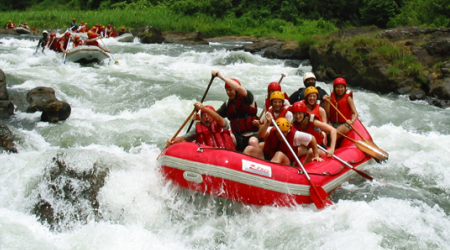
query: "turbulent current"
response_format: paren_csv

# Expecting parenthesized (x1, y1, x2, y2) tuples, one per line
(0, 34, 449, 249)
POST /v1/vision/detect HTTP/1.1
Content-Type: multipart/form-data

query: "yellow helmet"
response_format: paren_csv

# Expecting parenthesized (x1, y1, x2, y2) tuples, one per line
(304, 86, 319, 97)
(276, 118, 291, 132)
(270, 91, 285, 101)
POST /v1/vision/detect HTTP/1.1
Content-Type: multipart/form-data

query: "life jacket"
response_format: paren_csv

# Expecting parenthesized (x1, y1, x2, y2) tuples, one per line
(268, 105, 290, 119)
(49, 38, 60, 51)
(85, 40, 99, 46)
(58, 37, 70, 50)
(263, 127, 298, 163)
(7, 22, 14, 29)
(264, 92, 289, 111)
(293, 115, 323, 146)
(195, 121, 236, 150)
(79, 26, 88, 33)
(302, 99, 322, 122)
(225, 94, 259, 134)
(110, 31, 118, 38)
(329, 89, 353, 123)
(73, 39, 82, 47)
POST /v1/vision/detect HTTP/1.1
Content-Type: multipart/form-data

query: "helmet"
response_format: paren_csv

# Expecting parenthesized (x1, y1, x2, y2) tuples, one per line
(270, 91, 285, 101)
(267, 82, 281, 92)
(224, 78, 241, 89)
(121, 27, 125, 30)
(290, 101, 308, 113)
(74, 35, 80, 39)
(72, 18, 76, 21)
(333, 77, 347, 86)
(50, 32, 56, 37)
(85, 23, 88, 25)
(303, 72, 316, 83)
(87, 30, 93, 34)
(42, 30, 48, 34)
(201, 105, 216, 115)
(80, 21, 84, 24)
(304, 86, 319, 97)
(107, 24, 111, 27)
(89, 33, 97, 38)
(102, 26, 105, 28)
(276, 118, 291, 132)
(24, 22, 27, 25)
(65, 32, 71, 37)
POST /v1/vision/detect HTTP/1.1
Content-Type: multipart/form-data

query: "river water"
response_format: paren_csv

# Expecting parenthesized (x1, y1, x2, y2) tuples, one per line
(0, 34, 449, 249)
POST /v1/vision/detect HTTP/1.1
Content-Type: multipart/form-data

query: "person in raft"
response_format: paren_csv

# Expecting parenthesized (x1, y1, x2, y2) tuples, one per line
(6, 20, 15, 29)
(289, 72, 329, 107)
(262, 81, 290, 115)
(265, 91, 293, 122)
(57, 32, 72, 53)
(243, 112, 323, 165)
(212, 70, 261, 152)
(84, 33, 110, 53)
(324, 77, 359, 138)
(72, 35, 83, 47)
(48, 33, 60, 51)
(166, 102, 235, 150)
(291, 101, 337, 158)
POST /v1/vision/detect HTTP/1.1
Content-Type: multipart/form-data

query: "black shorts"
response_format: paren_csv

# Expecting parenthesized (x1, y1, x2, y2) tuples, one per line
(234, 132, 263, 152)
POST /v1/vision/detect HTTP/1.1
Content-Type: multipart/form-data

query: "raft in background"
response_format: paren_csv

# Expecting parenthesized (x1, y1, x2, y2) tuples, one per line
(14, 27, 31, 34)
(65, 45, 110, 64)
(158, 120, 375, 207)
(115, 33, 134, 43)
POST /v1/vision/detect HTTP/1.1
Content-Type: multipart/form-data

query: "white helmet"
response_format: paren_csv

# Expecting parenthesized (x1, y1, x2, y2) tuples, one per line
(303, 72, 316, 83)
(43, 30, 48, 34)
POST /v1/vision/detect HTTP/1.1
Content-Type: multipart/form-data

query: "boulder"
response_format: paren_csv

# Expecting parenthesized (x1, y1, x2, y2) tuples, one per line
(133, 25, 164, 44)
(264, 41, 309, 60)
(0, 69, 15, 119)
(26, 87, 71, 123)
(162, 31, 208, 45)
(230, 41, 279, 53)
(0, 124, 17, 153)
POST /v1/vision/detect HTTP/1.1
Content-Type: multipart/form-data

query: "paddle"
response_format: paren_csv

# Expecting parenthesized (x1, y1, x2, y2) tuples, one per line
(185, 75, 216, 133)
(62, 40, 72, 64)
(317, 145, 373, 180)
(337, 131, 387, 162)
(157, 109, 197, 160)
(326, 100, 389, 161)
(99, 37, 119, 65)
(271, 118, 333, 209)
(259, 73, 286, 119)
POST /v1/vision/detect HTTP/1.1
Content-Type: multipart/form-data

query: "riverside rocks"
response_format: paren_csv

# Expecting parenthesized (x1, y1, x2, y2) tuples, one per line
(26, 86, 71, 123)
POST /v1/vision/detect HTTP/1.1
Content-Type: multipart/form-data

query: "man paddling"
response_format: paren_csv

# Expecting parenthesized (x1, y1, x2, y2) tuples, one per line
(166, 102, 235, 150)
(84, 33, 110, 53)
(36, 30, 49, 53)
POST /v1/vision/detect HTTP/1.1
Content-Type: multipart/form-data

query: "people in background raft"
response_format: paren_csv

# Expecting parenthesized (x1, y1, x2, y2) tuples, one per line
(72, 35, 83, 47)
(70, 18, 78, 31)
(213, 70, 261, 152)
(118, 27, 126, 36)
(166, 102, 236, 150)
(291, 101, 337, 158)
(324, 77, 359, 138)
(77, 21, 87, 33)
(57, 32, 71, 53)
(21, 22, 30, 29)
(266, 91, 293, 122)
(84, 33, 110, 53)
(37, 30, 49, 52)
(243, 113, 323, 165)
(6, 20, 15, 29)
(289, 72, 329, 108)
(110, 27, 118, 38)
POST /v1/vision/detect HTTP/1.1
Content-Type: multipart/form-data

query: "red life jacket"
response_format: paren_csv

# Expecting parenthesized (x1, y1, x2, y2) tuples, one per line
(268, 105, 290, 119)
(225, 94, 259, 134)
(263, 127, 298, 163)
(110, 31, 118, 38)
(58, 37, 69, 50)
(293, 115, 323, 145)
(85, 40, 99, 46)
(330, 89, 353, 123)
(195, 121, 236, 150)
(302, 99, 322, 122)
(49, 38, 60, 51)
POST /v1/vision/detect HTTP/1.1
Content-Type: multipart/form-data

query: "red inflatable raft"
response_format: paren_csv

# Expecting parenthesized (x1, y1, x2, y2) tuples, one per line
(158, 120, 374, 206)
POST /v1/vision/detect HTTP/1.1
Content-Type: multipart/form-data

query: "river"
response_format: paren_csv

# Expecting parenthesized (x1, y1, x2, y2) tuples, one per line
(0, 34, 449, 249)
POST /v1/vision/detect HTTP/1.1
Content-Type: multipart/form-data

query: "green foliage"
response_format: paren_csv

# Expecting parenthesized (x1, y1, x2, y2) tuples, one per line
(359, 0, 400, 28)
(388, 0, 450, 27)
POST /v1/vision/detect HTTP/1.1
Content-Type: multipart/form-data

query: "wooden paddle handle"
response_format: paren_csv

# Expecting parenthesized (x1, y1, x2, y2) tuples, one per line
(326, 100, 365, 140)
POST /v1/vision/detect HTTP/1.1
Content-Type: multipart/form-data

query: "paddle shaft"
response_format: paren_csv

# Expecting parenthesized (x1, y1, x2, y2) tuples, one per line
(317, 145, 373, 180)
(186, 75, 216, 133)
(326, 100, 366, 141)
(62, 40, 72, 64)
(271, 118, 332, 209)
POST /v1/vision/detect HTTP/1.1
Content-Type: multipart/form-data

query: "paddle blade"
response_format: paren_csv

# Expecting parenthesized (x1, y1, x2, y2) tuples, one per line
(114, 60, 119, 65)
(354, 139, 388, 162)
(362, 139, 389, 160)
(310, 185, 333, 209)
(31, 28, 36, 31)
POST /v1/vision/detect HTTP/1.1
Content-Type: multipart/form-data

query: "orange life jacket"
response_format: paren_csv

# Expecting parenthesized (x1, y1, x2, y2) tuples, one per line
(302, 99, 322, 122)
(263, 127, 298, 163)
(195, 121, 236, 150)
(49, 38, 59, 51)
(329, 89, 353, 123)
(268, 105, 290, 120)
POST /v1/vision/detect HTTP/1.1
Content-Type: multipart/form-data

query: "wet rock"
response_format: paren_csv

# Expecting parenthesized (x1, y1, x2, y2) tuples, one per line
(0, 69, 15, 119)
(26, 86, 71, 123)
(230, 41, 278, 53)
(0, 124, 17, 153)
(133, 25, 164, 44)
(162, 31, 208, 45)
(264, 41, 309, 60)
(32, 154, 109, 231)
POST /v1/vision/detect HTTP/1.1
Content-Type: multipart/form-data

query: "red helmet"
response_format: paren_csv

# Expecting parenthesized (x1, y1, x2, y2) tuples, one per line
(224, 78, 241, 89)
(107, 24, 111, 27)
(121, 27, 125, 30)
(333, 77, 347, 86)
(267, 82, 281, 92)
(50, 32, 56, 37)
(89, 33, 98, 38)
(201, 105, 216, 115)
(74, 35, 80, 39)
(290, 101, 308, 113)
(65, 32, 71, 37)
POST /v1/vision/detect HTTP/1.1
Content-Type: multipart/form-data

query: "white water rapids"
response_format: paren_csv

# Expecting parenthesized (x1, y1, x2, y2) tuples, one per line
(0, 34, 449, 249)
